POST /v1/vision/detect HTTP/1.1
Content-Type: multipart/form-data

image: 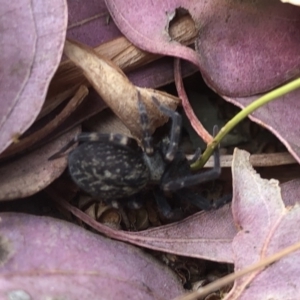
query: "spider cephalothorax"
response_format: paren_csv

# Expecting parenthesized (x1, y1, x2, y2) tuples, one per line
(54, 94, 229, 218)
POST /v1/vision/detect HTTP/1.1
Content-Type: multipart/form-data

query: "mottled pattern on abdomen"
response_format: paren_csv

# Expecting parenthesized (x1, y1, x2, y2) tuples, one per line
(68, 142, 150, 200)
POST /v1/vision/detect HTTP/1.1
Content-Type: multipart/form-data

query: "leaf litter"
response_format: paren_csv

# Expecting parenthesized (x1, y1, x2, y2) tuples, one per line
(2, 0, 300, 299)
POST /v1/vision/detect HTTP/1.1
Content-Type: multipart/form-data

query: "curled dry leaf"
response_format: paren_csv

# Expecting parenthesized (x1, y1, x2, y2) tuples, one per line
(45, 89, 107, 142)
(0, 213, 184, 299)
(0, 85, 88, 160)
(0, 0, 67, 155)
(64, 39, 180, 138)
(49, 188, 236, 263)
(0, 127, 80, 201)
(46, 13, 196, 120)
(84, 108, 132, 137)
(224, 149, 300, 299)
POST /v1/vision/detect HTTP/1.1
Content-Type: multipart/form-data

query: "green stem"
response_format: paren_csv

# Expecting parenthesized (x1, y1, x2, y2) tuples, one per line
(192, 77, 300, 170)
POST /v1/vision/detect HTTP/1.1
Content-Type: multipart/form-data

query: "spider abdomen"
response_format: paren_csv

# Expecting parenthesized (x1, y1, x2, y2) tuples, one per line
(68, 142, 150, 200)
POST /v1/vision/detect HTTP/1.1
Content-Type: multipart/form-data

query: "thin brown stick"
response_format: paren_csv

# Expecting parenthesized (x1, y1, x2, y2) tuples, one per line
(0, 86, 88, 159)
(174, 241, 300, 300)
(195, 152, 297, 168)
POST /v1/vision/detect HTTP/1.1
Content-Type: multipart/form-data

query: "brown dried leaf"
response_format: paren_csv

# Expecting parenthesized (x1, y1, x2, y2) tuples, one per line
(64, 39, 180, 138)
(44, 15, 196, 119)
(84, 108, 132, 137)
(0, 127, 80, 201)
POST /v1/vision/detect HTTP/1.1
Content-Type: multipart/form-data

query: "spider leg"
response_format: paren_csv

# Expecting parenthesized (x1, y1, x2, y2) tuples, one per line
(176, 189, 232, 211)
(152, 96, 182, 162)
(187, 148, 202, 164)
(162, 146, 221, 191)
(137, 92, 154, 155)
(153, 189, 182, 220)
(49, 132, 139, 160)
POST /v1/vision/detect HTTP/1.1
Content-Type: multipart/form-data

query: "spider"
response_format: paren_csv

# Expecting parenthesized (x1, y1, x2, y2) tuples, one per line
(52, 93, 230, 219)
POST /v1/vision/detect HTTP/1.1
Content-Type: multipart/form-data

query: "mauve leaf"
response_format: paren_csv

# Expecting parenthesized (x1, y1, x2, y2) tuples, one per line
(51, 190, 236, 263)
(0, 213, 184, 299)
(194, 1, 300, 96)
(122, 176, 300, 264)
(47, 164, 299, 267)
(105, 0, 300, 97)
(125, 205, 236, 263)
(0, 0, 68, 154)
(281, 178, 300, 207)
(128, 58, 197, 89)
(104, 0, 300, 163)
(224, 90, 300, 164)
(104, 0, 201, 67)
(0, 127, 80, 201)
(224, 149, 300, 299)
(67, 0, 121, 47)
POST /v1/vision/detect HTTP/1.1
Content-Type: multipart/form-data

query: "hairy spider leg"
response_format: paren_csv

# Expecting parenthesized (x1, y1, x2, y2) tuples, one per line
(49, 132, 139, 160)
(137, 93, 154, 155)
(153, 188, 183, 219)
(162, 145, 221, 191)
(162, 125, 221, 191)
(152, 96, 182, 162)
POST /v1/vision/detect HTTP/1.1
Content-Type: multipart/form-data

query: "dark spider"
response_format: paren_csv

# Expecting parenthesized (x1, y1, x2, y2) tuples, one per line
(52, 94, 230, 219)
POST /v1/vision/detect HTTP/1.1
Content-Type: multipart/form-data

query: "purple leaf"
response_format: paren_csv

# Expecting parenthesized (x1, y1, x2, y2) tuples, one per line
(104, 0, 201, 67)
(281, 178, 300, 207)
(194, 1, 300, 96)
(53, 192, 236, 263)
(224, 90, 300, 164)
(104, 0, 300, 163)
(125, 205, 236, 263)
(47, 161, 300, 270)
(0, 0, 67, 155)
(105, 0, 300, 96)
(67, 0, 121, 47)
(224, 149, 300, 299)
(0, 213, 184, 299)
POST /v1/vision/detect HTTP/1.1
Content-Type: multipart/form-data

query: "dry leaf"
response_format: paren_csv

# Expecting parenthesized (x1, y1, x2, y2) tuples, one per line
(0, 127, 80, 201)
(63, 39, 180, 138)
